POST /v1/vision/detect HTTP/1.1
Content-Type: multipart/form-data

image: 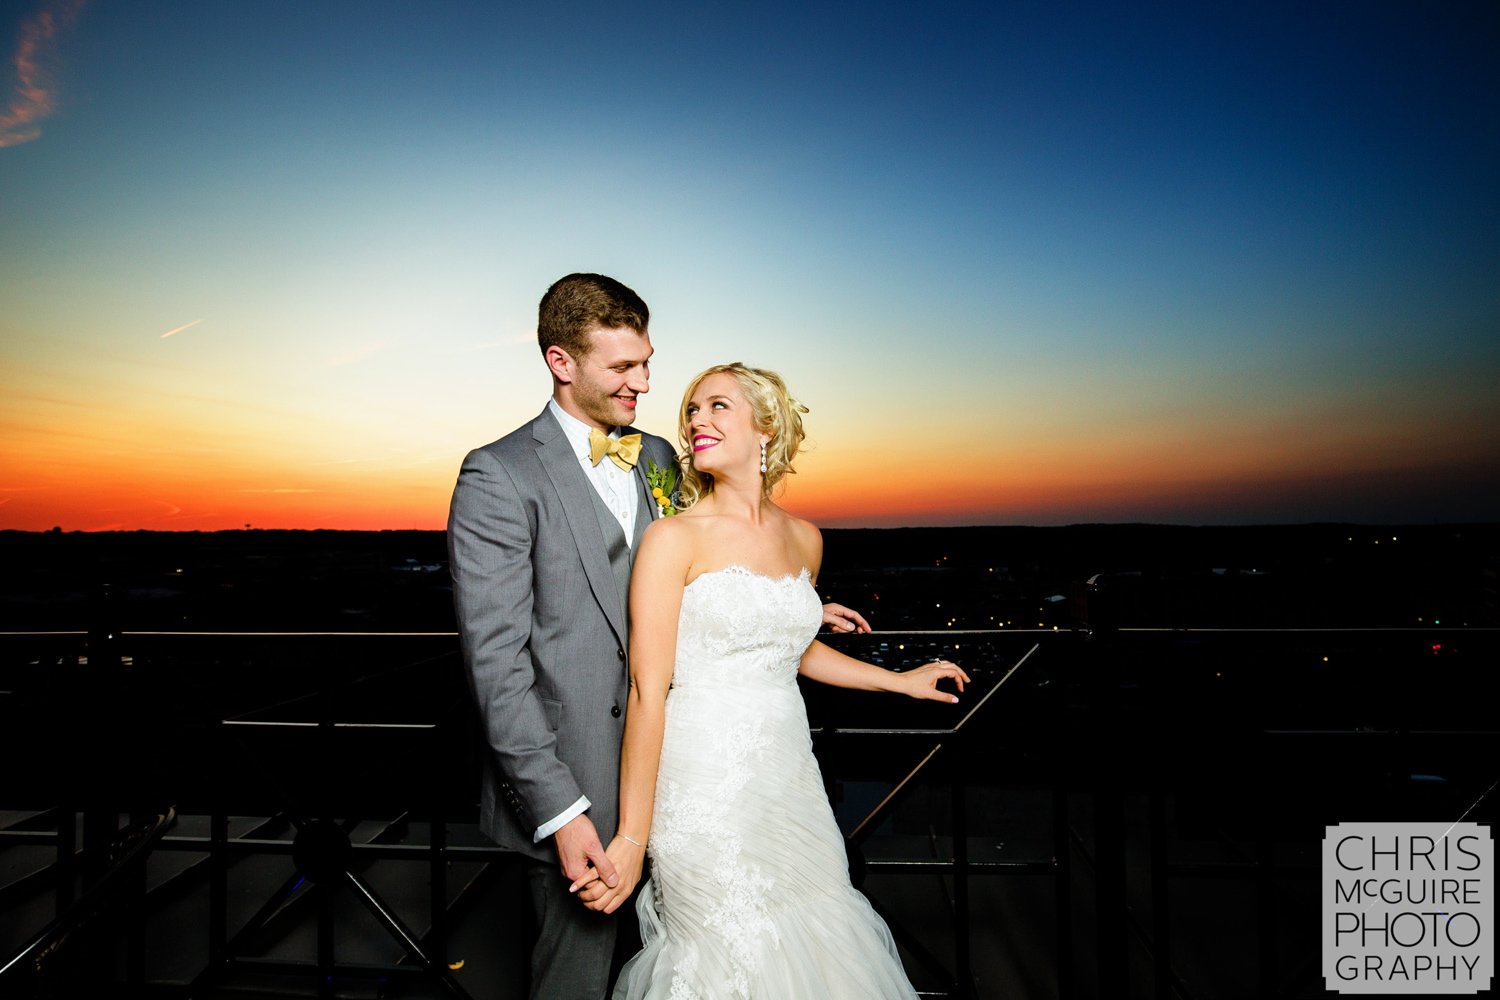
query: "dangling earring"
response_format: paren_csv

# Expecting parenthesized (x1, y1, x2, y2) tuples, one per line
(759, 440, 767, 475)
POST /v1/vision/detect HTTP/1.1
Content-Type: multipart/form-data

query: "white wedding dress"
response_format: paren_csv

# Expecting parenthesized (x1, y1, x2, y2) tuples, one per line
(613, 565, 919, 1000)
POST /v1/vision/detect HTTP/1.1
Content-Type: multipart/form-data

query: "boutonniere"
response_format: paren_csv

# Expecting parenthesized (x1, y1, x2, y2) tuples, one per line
(645, 459, 680, 517)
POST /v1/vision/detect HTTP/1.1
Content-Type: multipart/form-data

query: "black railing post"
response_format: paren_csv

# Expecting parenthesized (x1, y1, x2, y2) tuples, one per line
(1094, 780, 1128, 991)
(950, 749, 972, 998)
(56, 806, 77, 916)
(317, 879, 335, 997)
(126, 843, 147, 986)
(1255, 773, 1277, 997)
(82, 583, 123, 892)
(316, 657, 336, 998)
(1086, 573, 1129, 993)
(431, 814, 448, 967)
(209, 807, 228, 973)
(1149, 790, 1170, 1000)
(1053, 781, 1074, 1000)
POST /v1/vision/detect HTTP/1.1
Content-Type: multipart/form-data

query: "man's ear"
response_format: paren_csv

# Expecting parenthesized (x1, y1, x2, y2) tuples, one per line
(544, 345, 576, 384)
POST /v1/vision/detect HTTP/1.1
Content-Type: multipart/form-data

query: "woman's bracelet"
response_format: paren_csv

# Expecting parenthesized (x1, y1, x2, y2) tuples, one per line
(620, 833, 644, 848)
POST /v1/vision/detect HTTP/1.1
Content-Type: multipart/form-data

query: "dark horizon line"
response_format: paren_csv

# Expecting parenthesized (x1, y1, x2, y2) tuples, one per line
(3, 520, 1497, 536)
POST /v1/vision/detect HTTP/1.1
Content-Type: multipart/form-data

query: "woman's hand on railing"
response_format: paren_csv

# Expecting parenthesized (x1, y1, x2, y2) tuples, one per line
(898, 659, 970, 704)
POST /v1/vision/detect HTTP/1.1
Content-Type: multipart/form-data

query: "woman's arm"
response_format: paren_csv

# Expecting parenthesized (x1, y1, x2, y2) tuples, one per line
(799, 640, 969, 702)
(796, 519, 969, 701)
(575, 519, 692, 913)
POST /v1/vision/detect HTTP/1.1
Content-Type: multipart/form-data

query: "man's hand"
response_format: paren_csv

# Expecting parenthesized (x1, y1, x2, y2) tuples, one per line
(821, 602, 871, 634)
(553, 814, 618, 890)
(573, 835, 646, 914)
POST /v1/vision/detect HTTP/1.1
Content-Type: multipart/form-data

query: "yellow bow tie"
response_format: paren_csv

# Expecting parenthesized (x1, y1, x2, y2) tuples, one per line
(588, 428, 642, 471)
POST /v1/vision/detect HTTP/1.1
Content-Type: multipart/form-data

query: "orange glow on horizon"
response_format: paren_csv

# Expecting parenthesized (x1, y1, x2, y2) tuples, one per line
(4, 375, 1496, 531)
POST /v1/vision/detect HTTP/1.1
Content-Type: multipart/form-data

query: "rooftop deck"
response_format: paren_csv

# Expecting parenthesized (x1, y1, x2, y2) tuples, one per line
(2, 619, 1497, 998)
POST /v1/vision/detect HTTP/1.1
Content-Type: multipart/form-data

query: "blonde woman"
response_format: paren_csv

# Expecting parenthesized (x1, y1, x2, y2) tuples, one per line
(574, 363, 968, 998)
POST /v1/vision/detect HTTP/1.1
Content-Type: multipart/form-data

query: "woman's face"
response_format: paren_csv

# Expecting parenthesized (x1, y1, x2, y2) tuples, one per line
(684, 372, 765, 479)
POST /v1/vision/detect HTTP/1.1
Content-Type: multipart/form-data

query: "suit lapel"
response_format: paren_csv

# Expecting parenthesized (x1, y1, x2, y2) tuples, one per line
(632, 455, 656, 543)
(533, 411, 627, 644)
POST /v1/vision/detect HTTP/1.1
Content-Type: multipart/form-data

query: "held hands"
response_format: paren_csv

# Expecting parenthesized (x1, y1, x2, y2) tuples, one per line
(821, 602, 871, 634)
(901, 659, 971, 704)
(571, 834, 646, 914)
(553, 814, 618, 892)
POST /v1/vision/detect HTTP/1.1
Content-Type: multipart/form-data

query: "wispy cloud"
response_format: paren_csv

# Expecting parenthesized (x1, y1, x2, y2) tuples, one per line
(160, 318, 204, 339)
(0, 0, 85, 149)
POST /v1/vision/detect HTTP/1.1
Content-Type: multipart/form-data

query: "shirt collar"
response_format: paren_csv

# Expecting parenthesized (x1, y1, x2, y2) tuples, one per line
(547, 398, 617, 464)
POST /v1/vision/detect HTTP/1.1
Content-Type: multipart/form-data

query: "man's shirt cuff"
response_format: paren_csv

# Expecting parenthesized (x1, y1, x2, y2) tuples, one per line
(534, 795, 590, 843)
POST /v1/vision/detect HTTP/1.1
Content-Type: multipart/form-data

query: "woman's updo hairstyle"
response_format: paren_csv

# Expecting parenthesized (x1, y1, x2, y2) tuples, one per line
(676, 362, 808, 507)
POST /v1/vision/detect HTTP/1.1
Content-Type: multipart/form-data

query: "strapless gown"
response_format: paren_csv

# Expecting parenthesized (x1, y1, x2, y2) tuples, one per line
(613, 565, 918, 999)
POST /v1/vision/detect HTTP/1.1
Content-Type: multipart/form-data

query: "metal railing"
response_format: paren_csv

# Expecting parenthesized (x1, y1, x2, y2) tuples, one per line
(2, 622, 1497, 999)
(0, 807, 175, 991)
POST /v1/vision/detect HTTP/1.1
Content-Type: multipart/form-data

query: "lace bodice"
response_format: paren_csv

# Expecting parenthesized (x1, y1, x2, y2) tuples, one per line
(671, 565, 823, 690)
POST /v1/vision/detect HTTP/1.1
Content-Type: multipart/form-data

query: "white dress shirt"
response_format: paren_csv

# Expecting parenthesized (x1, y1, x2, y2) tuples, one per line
(547, 399, 639, 545)
(534, 399, 642, 842)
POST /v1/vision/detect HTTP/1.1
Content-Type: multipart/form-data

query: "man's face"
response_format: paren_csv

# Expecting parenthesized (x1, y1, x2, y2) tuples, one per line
(566, 325, 653, 429)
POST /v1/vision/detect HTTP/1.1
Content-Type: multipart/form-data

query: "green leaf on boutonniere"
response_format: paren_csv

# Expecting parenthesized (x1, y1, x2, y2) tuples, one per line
(645, 459, 680, 516)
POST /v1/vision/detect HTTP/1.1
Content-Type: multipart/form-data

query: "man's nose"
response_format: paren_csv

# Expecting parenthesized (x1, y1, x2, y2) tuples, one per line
(627, 366, 649, 393)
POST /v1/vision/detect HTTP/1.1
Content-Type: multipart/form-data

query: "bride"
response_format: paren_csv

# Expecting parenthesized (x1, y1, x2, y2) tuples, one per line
(574, 362, 969, 999)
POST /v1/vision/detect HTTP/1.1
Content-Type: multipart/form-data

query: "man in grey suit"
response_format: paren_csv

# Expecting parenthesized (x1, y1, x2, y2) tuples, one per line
(448, 273, 671, 998)
(449, 273, 869, 998)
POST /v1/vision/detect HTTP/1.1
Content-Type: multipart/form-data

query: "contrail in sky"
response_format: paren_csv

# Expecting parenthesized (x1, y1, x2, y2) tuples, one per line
(160, 318, 204, 338)
(0, 0, 85, 148)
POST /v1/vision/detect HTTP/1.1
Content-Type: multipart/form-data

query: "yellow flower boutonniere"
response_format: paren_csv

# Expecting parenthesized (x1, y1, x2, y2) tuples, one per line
(646, 459, 679, 517)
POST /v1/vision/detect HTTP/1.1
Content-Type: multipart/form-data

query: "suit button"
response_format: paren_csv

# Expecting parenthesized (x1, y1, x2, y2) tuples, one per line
(611, 704, 621, 718)
(617, 648, 625, 661)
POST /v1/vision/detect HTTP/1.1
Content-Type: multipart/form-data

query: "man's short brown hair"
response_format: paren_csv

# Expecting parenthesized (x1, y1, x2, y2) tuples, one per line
(537, 273, 649, 360)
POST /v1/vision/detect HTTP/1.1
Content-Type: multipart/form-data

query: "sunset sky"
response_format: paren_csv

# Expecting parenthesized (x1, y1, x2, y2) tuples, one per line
(2, 1, 1496, 530)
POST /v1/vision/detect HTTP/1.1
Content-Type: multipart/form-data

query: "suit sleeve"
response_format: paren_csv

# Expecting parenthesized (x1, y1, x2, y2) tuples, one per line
(448, 447, 584, 832)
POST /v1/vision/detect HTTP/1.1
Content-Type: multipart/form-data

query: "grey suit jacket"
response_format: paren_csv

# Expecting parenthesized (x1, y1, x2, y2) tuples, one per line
(447, 406, 677, 861)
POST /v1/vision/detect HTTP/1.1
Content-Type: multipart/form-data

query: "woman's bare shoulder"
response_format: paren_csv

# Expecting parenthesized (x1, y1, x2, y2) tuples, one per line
(783, 512, 821, 544)
(780, 512, 823, 571)
(640, 514, 700, 557)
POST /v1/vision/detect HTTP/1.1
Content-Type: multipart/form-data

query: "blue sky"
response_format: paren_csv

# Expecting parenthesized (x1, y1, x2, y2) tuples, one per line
(1, 1, 1496, 529)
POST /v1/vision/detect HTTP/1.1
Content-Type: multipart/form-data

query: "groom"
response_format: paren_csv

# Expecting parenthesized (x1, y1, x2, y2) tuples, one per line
(448, 273, 869, 998)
